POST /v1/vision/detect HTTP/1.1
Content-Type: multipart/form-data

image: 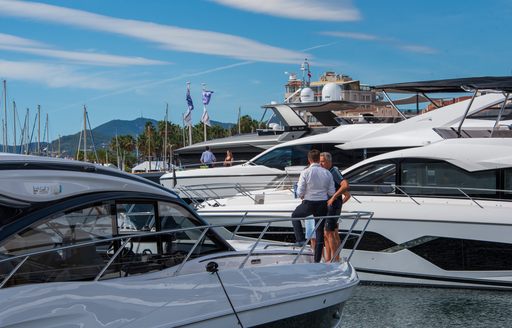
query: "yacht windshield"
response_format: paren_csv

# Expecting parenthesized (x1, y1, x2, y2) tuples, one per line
(0, 198, 229, 288)
(252, 143, 365, 170)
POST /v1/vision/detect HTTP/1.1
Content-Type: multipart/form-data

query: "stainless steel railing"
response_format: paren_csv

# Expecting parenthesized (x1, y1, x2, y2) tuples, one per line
(0, 211, 373, 289)
(191, 182, 512, 209)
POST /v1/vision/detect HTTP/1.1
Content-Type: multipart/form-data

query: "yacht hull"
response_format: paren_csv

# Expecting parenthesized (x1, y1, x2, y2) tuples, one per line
(200, 192, 512, 290)
(161, 165, 296, 199)
(0, 261, 357, 327)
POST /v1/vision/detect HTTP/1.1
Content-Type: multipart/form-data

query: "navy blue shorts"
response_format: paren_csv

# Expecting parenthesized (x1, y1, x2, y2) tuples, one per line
(325, 199, 342, 231)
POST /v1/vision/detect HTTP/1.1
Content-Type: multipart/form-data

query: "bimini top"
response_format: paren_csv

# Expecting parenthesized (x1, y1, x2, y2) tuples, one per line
(374, 76, 512, 93)
(0, 153, 177, 204)
(343, 138, 512, 174)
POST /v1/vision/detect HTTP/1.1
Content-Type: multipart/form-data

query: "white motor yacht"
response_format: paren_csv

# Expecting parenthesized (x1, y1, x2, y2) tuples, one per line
(0, 153, 368, 327)
(162, 89, 507, 200)
(199, 137, 512, 290)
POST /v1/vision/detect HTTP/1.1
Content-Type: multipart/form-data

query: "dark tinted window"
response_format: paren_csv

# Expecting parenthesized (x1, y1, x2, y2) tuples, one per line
(411, 237, 512, 271)
(252, 143, 365, 170)
(344, 161, 396, 194)
(323, 144, 365, 170)
(504, 169, 512, 199)
(401, 161, 497, 197)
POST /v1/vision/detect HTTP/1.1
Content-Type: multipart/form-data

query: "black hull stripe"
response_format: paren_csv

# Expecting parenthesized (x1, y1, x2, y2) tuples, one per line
(356, 267, 512, 289)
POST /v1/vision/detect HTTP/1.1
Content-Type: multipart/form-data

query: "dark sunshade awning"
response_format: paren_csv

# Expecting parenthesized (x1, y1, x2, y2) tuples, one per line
(374, 76, 512, 93)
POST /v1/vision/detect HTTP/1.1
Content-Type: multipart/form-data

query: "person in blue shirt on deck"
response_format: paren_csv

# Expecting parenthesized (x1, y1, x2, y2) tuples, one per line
(200, 146, 216, 168)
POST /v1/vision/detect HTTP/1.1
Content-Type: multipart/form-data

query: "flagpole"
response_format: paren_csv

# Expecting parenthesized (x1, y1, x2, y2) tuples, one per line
(188, 124, 192, 146)
(185, 82, 194, 146)
(202, 83, 207, 142)
(182, 113, 186, 147)
(238, 105, 241, 135)
(203, 120, 207, 142)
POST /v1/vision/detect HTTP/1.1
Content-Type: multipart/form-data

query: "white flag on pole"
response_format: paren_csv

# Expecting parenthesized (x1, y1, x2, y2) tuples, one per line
(201, 106, 211, 126)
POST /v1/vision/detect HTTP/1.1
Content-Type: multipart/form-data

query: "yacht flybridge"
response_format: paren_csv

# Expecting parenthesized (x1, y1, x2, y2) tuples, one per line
(161, 76, 512, 200)
(0, 154, 369, 327)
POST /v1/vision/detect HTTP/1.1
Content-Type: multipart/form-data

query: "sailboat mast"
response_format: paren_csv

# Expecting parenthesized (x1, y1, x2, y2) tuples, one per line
(12, 101, 16, 153)
(83, 105, 87, 162)
(238, 106, 241, 135)
(46, 113, 49, 156)
(164, 103, 168, 170)
(37, 105, 41, 155)
(148, 124, 151, 172)
(3, 80, 7, 152)
(24, 108, 29, 154)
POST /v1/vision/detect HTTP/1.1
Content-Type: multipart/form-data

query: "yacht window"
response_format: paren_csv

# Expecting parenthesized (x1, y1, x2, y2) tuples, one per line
(0, 202, 115, 287)
(159, 201, 226, 258)
(0, 203, 114, 256)
(117, 203, 155, 232)
(504, 169, 512, 199)
(467, 102, 512, 121)
(252, 145, 312, 170)
(252, 143, 366, 170)
(323, 145, 365, 170)
(344, 161, 396, 194)
(252, 146, 292, 169)
(400, 161, 497, 197)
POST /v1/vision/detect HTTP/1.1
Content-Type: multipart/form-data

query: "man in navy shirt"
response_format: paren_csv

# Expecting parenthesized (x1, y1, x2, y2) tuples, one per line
(321, 152, 350, 262)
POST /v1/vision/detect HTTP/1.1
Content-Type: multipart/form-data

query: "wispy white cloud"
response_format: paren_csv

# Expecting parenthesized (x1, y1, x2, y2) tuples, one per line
(0, 0, 308, 64)
(211, 0, 361, 22)
(320, 31, 438, 54)
(321, 31, 378, 41)
(0, 32, 44, 47)
(0, 44, 168, 66)
(0, 60, 123, 90)
(0, 32, 167, 66)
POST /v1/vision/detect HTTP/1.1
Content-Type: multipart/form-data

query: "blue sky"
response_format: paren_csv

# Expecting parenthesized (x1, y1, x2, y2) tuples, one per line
(0, 0, 511, 140)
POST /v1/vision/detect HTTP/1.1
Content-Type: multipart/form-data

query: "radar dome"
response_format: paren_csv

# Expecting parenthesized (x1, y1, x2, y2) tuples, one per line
(300, 87, 314, 103)
(322, 83, 342, 101)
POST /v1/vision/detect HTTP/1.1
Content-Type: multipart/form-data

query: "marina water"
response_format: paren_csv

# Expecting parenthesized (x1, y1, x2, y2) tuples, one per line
(341, 285, 511, 327)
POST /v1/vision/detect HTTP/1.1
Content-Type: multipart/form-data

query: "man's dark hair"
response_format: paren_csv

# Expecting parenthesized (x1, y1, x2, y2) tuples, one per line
(205, 146, 210, 151)
(308, 149, 320, 162)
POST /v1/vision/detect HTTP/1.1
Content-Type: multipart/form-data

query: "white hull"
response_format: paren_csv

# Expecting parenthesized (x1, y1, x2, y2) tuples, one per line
(199, 190, 512, 289)
(161, 165, 297, 198)
(0, 259, 357, 327)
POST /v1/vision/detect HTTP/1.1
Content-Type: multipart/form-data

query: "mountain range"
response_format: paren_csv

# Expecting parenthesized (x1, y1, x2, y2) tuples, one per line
(10, 117, 235, 156)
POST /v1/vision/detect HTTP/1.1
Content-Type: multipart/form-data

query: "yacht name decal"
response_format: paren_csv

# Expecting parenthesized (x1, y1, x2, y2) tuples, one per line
(32, 184, 62, 195)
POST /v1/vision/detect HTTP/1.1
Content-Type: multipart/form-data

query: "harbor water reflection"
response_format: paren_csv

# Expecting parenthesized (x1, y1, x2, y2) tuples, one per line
(341, 285, 512, 328)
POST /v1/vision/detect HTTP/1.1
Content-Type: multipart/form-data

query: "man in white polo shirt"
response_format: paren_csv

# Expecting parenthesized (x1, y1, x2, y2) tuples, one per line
(291, 149, 335, 262)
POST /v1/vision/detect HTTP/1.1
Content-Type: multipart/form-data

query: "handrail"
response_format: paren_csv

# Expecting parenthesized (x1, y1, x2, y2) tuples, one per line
(177, 160, 248, 170)
(231, 211, 249, 238)
(94, 237, 133, 281)
(0, 211, 373, 289)
(176, 179, 296, 208)
(173, 227, 210, 276)
(344, 183, 512, 205)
